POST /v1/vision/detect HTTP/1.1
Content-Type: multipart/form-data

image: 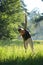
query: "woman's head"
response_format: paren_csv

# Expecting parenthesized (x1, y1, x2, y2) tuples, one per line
(18, 28, 25, 35)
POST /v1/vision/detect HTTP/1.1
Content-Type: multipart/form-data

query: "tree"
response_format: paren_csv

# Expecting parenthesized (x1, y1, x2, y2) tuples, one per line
(0, 0, 24, 39)
(27, 7, 43, 37)
(41, 0, 43, 1)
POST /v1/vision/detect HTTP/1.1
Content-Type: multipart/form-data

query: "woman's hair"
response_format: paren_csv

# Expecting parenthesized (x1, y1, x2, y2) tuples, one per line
(18, 28, 24, 32)
(18, 28, 21, 32)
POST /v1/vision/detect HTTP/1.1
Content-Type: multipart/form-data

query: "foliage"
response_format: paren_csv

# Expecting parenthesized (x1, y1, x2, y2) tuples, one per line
(0, 0, 24, 39)
(27, 8, 43, 38)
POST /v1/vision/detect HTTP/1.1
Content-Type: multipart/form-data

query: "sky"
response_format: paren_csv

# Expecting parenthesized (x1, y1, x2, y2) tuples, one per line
(24, 0, 43, 13)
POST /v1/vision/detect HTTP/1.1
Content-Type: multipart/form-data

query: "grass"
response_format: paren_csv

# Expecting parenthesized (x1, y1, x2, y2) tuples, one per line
(0, 39, 43, 65)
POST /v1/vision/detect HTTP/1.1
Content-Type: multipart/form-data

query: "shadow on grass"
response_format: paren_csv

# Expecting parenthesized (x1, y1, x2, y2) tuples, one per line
(0, 55, 43, 65)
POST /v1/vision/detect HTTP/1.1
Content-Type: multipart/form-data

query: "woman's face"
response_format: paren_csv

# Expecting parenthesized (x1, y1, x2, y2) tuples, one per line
(20, 30, 25, 35)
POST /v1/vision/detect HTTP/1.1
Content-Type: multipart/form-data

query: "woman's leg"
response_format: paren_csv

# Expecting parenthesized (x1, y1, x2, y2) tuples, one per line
(28, 38, 33, 52)
(24, 40, 28, 52)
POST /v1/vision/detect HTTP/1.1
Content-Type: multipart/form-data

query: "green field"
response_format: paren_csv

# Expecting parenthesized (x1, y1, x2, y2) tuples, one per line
(0, 40, 43, 65)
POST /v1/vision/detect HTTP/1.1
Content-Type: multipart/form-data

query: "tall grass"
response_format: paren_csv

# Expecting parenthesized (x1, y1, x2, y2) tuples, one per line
(0, 40, 43, 65)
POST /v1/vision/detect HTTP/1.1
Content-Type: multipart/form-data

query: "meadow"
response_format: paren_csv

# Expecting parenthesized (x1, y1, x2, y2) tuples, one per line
(0, 39, 43, 65)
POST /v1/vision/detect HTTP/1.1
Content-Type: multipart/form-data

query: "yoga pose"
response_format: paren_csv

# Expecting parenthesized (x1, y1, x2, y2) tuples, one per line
(18, 28, 33, 52)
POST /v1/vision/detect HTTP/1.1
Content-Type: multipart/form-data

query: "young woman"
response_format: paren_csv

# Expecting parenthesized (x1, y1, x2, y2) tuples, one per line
(18, 28, 33, 52)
